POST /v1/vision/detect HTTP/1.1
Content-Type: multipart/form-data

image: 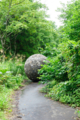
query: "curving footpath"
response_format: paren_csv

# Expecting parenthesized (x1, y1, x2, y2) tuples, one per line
(18, 83, 77, 120)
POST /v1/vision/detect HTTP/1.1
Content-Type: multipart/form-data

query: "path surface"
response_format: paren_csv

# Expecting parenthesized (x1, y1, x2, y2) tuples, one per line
(19, 83, 76, 120)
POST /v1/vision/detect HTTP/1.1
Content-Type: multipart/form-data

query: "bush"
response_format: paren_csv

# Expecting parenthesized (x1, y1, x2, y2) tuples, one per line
(59, 40, 80, 82)
(39, 40, 80, 83)
(39, 40, 80, 108)
(38, 55, 68, 82)
(0, 60, 28, 89)
(41, 80, 80, 107)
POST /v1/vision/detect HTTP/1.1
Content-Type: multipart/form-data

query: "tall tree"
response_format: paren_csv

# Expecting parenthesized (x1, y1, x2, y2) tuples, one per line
(57, 0, 80, 41)
(0, 0, 55, 58)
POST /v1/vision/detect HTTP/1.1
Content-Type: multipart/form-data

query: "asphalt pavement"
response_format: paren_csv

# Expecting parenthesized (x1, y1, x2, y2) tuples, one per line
(19, 83, 76, 120)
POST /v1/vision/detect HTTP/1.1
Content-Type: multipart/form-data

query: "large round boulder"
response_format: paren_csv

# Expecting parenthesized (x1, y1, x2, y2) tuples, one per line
(24, 54, 47, 82)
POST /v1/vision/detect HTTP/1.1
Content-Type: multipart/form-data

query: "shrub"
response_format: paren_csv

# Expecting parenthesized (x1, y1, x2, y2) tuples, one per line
(38, 55, 68, 82)
(40, 80, 58, 93)
(0, 60, 28, 89)
(39, 40, 80, 108)
(41, 81, 80, 107)
(59, 40, 80, 82)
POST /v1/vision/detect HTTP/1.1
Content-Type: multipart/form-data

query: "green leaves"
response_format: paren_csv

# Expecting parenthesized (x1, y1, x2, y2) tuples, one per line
(38, 0, 80, 109)
(39, 54, 68, 82)
(0, 59, 27, 88)
(6, 21, 28, 33)
(41, 80, 80, 107)
(0, 0, 55, 57)
(58, 0, 80, 41)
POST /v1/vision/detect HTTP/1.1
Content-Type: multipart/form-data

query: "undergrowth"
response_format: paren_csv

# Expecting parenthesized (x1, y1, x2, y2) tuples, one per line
(0, 56, 28, 120)
(40, 80, 80, 108)
(39, 40, 80, 112)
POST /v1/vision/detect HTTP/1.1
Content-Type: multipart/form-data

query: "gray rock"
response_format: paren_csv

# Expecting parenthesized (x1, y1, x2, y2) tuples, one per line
(24, 54, 47, 82)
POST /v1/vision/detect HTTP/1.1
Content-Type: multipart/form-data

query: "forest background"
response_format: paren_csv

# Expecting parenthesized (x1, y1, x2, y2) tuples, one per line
(0, 0, 80, 119)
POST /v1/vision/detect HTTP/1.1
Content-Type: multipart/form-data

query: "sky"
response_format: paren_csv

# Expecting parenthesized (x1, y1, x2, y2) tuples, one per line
(39, 0, 71, 27)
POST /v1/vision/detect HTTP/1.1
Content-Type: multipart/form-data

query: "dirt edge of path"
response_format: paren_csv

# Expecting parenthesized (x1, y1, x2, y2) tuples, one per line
(7, 80, 32, 120)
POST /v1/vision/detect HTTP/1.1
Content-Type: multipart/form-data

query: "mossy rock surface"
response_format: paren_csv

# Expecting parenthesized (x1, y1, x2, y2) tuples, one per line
(24, 54, 47, 82)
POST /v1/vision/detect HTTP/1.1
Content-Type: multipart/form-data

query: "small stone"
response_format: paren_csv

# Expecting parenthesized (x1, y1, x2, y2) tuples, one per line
(17, 115, 22, 118)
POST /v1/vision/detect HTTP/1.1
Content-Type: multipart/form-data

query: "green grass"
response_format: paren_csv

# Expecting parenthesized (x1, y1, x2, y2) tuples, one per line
(0, 111, 7, 120)
(75, 109, 80, 118)
(40, 80, 80, 108)
(0, 59, 28, 119)
(0, 87, 12, 110)
(0, 87, 12, 120)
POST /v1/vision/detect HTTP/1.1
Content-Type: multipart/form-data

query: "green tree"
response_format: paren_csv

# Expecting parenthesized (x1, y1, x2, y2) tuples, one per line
(0, 0, 55, 59)
(57, 0, 80, 41)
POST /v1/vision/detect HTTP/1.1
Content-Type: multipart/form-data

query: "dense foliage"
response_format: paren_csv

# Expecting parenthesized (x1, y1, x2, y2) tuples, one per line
(0, 56, 29, 119)
(0, 0, 56, 59)
(0, 0, 80, 119)
(39, 0, 80, 109)
(58, 0, 80, 41)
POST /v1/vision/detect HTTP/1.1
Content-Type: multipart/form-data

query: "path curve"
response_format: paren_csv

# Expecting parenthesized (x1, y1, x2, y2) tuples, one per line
(19, 83, 76, 120)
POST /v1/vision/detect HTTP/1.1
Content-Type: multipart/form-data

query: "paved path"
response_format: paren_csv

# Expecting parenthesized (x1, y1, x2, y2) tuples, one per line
(19, 83, 76, 120)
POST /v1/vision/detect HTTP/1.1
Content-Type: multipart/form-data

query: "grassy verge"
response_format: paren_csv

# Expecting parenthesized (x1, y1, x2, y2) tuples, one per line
(40, 80, 80, 107)
(40, 80, 80, 119)
(75, 109, 80, 119)
(0, 87, 12, 120)
(0, 58, 28, 120)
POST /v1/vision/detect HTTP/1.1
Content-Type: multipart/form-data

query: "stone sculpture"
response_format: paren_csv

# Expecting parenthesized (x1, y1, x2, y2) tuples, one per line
(24, 54, 47, 82)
